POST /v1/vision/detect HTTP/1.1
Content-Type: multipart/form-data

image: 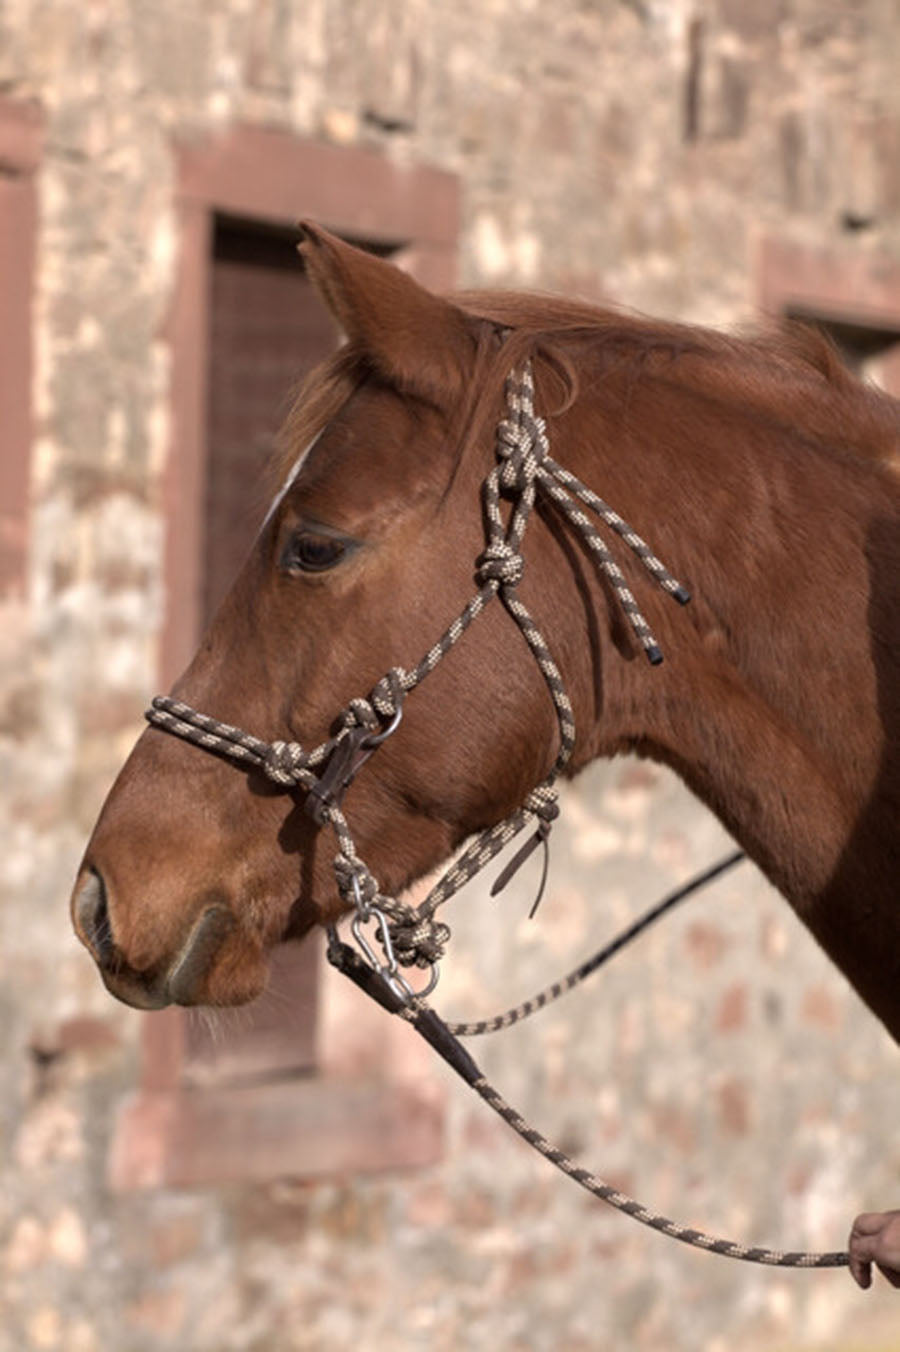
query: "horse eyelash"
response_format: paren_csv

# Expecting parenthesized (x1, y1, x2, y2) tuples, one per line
(280, 529, 356, 575)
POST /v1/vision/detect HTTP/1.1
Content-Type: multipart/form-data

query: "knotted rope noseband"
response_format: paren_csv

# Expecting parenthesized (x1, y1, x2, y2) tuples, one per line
(146, 361, 848, 1270)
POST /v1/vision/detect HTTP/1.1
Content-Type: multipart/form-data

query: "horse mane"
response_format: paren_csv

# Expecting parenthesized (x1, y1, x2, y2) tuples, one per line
(455, 290, 900, 471)
(274, 290, 900, 491)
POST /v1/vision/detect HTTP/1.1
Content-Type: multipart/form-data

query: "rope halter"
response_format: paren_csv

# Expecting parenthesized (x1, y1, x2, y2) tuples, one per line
(146, 358, 689, 978)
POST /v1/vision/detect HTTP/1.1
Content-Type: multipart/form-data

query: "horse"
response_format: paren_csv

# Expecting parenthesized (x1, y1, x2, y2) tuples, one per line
(70, 224, 900, 1286)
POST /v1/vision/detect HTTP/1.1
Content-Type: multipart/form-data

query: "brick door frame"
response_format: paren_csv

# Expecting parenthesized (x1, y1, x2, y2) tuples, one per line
(161, 125, 460, 683)
(112, 126, 458, 1188)
(0, 99, 42, 599)
(756, 235, 900, 396)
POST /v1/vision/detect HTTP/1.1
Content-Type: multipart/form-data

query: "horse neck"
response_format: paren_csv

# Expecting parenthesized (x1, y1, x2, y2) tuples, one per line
(544, 370, 900, 1039)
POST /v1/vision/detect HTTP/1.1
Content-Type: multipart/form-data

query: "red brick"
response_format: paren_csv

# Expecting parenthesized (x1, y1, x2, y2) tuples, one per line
(110, 1076, 444, 1189)
(125, 1289, 186, 1337)
(650, 1102, 697, 1156)
(149, 1213, 204, 1267)
(616, 764, 659, 793)
(715, 983, 748, 1034)
(801, 984, 840, 1031)
(57, 1016, 121, 1057)
(685, 921, 729, 969)
(405, 1182, 451, 1228)
(716, 1079, 750, 1136)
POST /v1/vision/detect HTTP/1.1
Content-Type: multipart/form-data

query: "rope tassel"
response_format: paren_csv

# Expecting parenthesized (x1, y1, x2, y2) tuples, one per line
(497, 363, 690, 664)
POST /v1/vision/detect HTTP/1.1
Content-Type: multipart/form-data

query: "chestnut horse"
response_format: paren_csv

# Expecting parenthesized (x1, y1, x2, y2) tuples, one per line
(71, 226, 899, 1286)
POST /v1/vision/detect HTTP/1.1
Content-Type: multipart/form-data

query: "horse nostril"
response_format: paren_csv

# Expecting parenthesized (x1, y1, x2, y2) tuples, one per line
(74, 869, 114, 967)
(166, 905, 236, 1005)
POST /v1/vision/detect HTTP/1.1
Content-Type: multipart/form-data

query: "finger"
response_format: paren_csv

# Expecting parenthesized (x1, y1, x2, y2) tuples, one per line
(875, 1262, 900, 1290)
(848, 1232, 876, 1289)
(850, 1212, 889, 1237)
(849, 1252, 872, 1289)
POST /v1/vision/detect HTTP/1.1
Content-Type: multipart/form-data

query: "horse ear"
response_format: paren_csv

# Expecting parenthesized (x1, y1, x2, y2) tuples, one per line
(297, 221, 475, 405)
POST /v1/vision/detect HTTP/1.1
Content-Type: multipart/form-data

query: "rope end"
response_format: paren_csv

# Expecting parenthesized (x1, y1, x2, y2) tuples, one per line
(646, 644, 664, 666)
(673, 585, 691, 606)
(490, 826, 545, 898)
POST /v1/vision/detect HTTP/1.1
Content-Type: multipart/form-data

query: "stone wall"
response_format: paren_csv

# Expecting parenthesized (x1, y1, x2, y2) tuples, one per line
(1, 1, 899, 1349)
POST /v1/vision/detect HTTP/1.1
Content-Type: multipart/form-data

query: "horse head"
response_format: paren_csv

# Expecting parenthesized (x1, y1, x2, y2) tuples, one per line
(70, 227, 570, 1009)
(71, 223, 900, 1050)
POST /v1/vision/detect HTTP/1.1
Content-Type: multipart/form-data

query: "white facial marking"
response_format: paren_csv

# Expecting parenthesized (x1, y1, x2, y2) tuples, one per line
(261, 430, 324, 532)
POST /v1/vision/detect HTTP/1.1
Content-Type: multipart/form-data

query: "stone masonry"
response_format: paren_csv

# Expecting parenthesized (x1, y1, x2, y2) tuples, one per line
(1, 2, 899, 1349)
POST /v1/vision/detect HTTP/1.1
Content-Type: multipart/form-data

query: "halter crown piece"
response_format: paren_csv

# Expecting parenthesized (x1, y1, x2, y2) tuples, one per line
(147, 361, 689, 980)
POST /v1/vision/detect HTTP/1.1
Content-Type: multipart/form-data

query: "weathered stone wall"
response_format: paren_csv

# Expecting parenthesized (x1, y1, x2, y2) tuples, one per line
(1, 2, 899, 1348)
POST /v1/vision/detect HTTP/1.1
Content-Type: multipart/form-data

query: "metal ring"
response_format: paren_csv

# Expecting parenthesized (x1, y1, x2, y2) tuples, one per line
(349, 870, 371, 921)
(360, 701, 403, 749)
(409, 961, 440, 999)
(351, 906, 399, 975)
(383, 960, 440, 1003)
(351, 911, 389, 972)
(349, 907, 440, 1004)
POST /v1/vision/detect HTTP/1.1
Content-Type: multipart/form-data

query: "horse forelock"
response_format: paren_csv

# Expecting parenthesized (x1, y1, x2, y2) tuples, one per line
(269, 344, 366, 499)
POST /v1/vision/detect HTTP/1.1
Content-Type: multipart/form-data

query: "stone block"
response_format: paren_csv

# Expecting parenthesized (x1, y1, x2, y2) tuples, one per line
(109, 1074, 444, 1190)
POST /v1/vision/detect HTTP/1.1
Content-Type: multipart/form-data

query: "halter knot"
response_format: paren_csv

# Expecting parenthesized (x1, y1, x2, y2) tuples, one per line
(370, 668, 405, 719)
(495, 415, 545, 496)
(344, 668, 405, 731)
(476, 539, 525, 588)
(380, 899, 451, 969)
(524, 783, 560, 825)
(262, 740, 310, 786)
(334, 854, 379, 913)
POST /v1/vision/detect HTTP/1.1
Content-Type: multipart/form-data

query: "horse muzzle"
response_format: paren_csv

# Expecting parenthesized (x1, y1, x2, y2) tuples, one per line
(71, 868, 240, 1009)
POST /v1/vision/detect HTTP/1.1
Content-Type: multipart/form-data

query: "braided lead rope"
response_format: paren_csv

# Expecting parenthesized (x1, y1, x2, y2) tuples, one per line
(444, 848, 746, 1036)
(148, 357, 851, 1276)
(326, 939, 848, 1270)
(464, 1071, 848, 1268)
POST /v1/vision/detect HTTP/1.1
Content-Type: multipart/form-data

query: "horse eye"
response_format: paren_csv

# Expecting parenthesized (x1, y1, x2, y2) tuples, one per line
(282, 532, 348, 574)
